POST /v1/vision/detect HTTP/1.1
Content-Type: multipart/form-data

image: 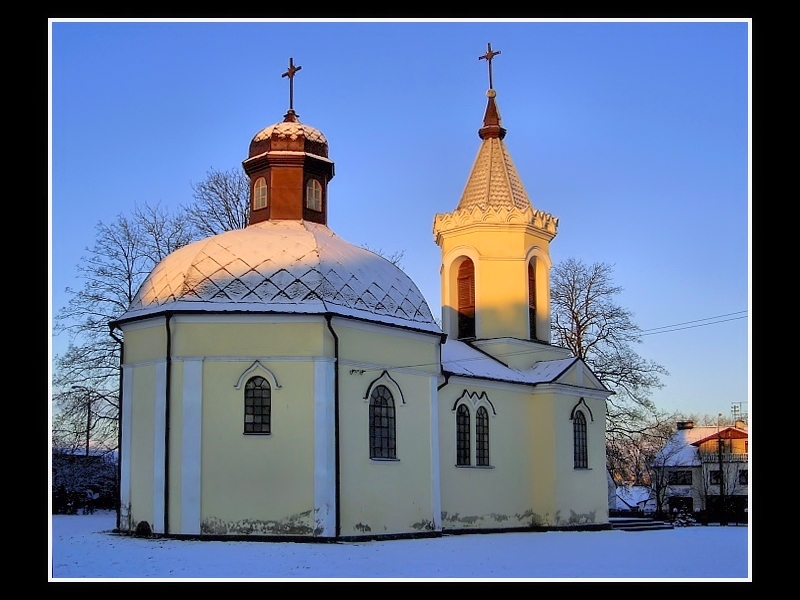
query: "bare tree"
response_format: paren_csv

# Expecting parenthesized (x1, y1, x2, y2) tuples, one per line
(184, 167, 250, 237)
(550, 258, 669, 441)
(53, 202, 193, 456)
(361, 245, 405, 267)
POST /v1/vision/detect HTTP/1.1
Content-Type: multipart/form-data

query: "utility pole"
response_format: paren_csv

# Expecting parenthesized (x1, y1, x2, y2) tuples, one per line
(72, 386, 95, 456)
(717, 413, 726, 524)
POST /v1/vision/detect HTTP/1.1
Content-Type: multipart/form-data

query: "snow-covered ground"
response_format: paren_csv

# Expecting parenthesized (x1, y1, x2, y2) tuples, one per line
(50, 511, 750, 581)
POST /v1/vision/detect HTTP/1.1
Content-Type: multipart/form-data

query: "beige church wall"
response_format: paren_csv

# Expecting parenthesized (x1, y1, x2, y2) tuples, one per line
(121, 320, 167, 365)
(198, 358, 318, 535)
(126, 363, 157, 532)
(338, 371, 436, 536)
(335, 321, 440, 536)
(438, 381, 542, 531)
(332, 319, 441, 377)
(170, 317, 328, 358)
(551, 393, 609, 525)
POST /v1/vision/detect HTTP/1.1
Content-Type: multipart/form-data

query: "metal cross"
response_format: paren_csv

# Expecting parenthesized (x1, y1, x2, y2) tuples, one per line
(282, 57, 302, 110)
(478, 43, 501, 90)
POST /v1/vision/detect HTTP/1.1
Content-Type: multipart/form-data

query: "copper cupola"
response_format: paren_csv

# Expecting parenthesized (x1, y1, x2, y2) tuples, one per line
(242, 58, 335, 226)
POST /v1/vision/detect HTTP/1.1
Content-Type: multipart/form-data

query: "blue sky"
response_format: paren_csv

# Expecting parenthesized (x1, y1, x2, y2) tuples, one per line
(49, 19, 750, 420)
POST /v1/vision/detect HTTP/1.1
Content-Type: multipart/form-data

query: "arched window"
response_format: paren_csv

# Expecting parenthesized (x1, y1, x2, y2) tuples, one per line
(528, 259, 537, 340)
(573, 410, 588, 468)
(457, 259, 476, 339)
(476, 406, 490, 466)
(305, 178, 322, 211)
(244, 376, 271, 434)
(369, 385, 396, 459)
(456, 404, 471, 466)
(253, 177, 268, 210)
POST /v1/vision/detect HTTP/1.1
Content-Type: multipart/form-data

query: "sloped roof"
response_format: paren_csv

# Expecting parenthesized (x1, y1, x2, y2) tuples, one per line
(456, 137, 533, 212)
(118, 220, 440, 333)
(690, 427, 749, 446)
(441, 339, 578, 385)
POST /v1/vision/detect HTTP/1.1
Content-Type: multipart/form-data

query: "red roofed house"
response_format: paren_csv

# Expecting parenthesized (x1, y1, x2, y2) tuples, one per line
(653, 420, 748, 521)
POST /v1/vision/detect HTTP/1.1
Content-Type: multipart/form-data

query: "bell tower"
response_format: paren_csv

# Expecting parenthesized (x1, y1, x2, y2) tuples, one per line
(433, 44, 561, 368)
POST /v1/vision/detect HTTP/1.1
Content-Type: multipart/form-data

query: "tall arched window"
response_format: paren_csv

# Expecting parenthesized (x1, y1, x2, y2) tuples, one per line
(369, 385, 396, 459)
(305, 178, 322, 211)
(457, 259, 476, 339)
(528, 259, 537, 340)
(253, 177, 268, 210)
(244, 376, 271, 434)
(476, 406, 490, 466)
(573, 410, 588, 468)
(456, 404, 471, 466)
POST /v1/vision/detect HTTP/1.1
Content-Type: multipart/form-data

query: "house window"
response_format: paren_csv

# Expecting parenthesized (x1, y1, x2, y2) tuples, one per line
(709, 470, 722, 485)
(528, 260, 537, 340)
(253, 177, 268, 210)
(305, 178, 323, 211)
(244, 376, 271, 434)
(668, 470, 692, 485)
(738, 469, 748, 485)
(456, 404, 470, 466)
(573, 410, 588, 468)
(369, 385, 396, 459)
(476, 406, 490, 466)
(457, 259, 476, 339)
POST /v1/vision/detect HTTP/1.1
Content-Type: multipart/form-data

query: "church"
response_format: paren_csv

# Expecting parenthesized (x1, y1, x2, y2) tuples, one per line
(111, 47, 612, 540)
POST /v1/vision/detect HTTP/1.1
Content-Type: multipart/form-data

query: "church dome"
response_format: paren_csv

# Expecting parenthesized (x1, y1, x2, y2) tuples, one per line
(246, 109, 329, 163)
(252, 120, 327, 145)
(121, 220, 440, 333)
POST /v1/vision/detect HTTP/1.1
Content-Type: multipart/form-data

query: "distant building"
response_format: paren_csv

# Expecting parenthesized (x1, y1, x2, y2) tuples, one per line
(652, 420, 748, 518)
(111, 50, 612, 540)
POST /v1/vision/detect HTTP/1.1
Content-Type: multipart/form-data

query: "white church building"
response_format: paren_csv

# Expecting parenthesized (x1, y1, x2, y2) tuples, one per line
(111, 50, 612, 540)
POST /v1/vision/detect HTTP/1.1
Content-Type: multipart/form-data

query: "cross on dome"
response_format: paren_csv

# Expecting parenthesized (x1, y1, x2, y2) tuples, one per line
(281, 57, 302, 119)
(478, 42, 501, 90)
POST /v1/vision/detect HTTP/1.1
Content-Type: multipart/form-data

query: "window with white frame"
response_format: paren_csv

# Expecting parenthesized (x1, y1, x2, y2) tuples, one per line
(253, 177, 268, 210)
(305, 178, 322, 211)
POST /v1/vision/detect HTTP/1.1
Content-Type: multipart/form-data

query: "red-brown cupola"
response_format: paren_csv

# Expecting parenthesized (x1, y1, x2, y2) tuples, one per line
(242, 58, 335, 226)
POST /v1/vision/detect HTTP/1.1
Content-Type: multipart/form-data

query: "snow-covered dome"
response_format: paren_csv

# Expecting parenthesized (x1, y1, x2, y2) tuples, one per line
(252, 121, 327, 145)
(121, 220, 440, 333)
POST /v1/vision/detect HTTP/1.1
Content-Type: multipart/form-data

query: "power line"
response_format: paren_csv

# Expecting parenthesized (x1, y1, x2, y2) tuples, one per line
(640, 311, 748, 336)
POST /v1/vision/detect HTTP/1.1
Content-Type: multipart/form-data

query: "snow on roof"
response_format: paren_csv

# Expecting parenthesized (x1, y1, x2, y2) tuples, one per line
(615, 485, 654, 510)
(441, 339, 577, 385)
(655, 426, 720, 467)
(252, 120, 327, 144)
(119, 220, 440, 334)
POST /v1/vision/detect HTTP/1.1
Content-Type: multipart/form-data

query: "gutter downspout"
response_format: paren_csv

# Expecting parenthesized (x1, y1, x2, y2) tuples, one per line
(164, 312, 173, 535)
(109, 325, 124, 532)
(324, 314, 341, 538)
(437, 334, 450, 391)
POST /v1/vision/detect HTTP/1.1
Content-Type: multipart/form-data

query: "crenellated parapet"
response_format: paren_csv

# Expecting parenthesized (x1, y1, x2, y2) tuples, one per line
(433, 205, 559, 245)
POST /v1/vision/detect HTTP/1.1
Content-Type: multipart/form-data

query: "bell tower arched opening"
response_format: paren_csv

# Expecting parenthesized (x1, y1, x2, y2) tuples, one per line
(457, 258, 476, 339)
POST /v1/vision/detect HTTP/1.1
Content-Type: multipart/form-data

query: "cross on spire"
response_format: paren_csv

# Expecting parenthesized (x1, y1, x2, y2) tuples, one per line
(282, 57, 302, 111)
(478, 43, 501, 90)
